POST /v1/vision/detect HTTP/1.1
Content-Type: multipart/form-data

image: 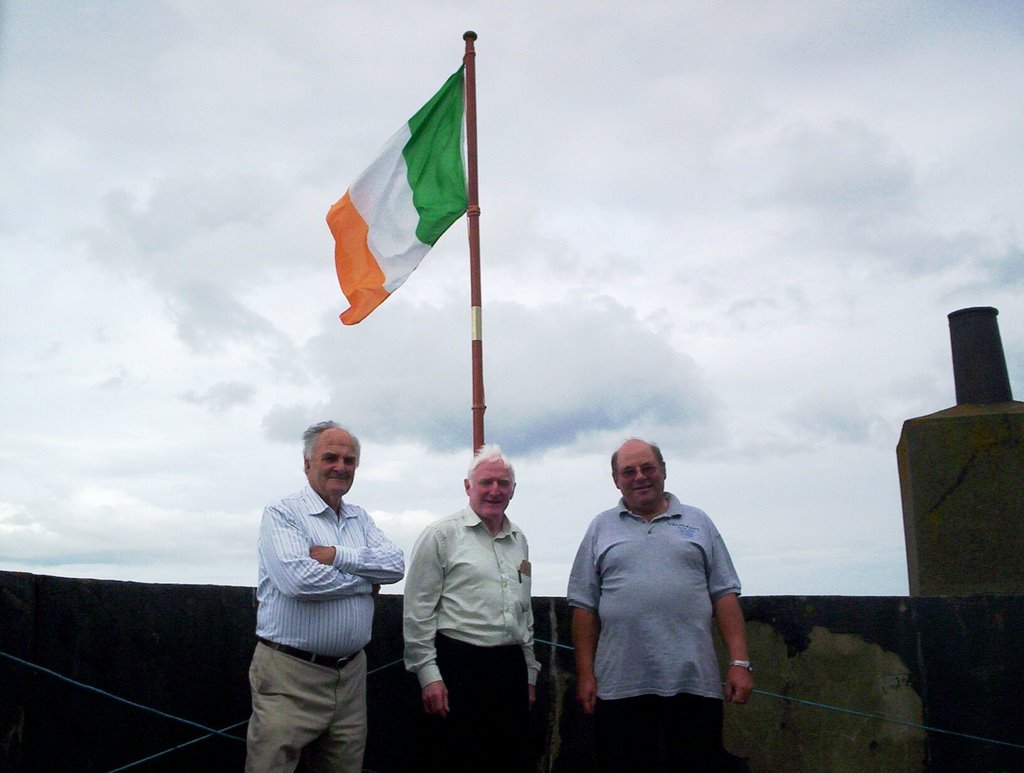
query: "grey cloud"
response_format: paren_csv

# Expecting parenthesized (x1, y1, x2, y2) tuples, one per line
(154, 279, 307, 385)
(484, 300, 717, 455)
(181, 381, 257, 413)
(848, 225, 1023, 281)
(164, 280, 279, 353)
(84, 176, 295, 282)
(782, 395, 893, 448)
(271, 297, 718, 457)
(113, 177, 282, 256)
(262, 404, 333, 448)
(969, 244, 1024, 291)
(750, 120, 915, 216)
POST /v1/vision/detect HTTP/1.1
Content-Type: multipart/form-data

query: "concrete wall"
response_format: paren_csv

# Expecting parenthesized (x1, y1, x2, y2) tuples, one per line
(2, 571, 1022, 772)
(898, 402, 1024, 595)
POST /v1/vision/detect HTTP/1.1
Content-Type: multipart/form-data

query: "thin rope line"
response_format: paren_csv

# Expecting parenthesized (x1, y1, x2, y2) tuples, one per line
(532, 638, 1024, 752)
(751, 687, 1024, 750)
(0, 650, 242, 742)
(367, 656, 404, 676)
(6, 644, 1023, 763)
(1, 649, 409, 771)
(106, 719, 249, 772)
(106, 656, 407, 771)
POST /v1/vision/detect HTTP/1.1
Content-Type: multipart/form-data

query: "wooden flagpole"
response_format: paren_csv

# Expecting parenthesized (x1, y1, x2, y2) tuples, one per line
(463, 31, 485, 452)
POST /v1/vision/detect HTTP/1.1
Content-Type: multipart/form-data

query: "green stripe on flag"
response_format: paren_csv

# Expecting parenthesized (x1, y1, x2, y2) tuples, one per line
(404, 67, 468, 246)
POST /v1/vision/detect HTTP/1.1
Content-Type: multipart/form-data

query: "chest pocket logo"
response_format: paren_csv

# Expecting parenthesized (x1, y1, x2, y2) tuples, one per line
(668, 522, 700, 540)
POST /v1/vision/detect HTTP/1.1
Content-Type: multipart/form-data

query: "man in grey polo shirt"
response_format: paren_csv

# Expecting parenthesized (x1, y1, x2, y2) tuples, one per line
(567, 437, 753, 773)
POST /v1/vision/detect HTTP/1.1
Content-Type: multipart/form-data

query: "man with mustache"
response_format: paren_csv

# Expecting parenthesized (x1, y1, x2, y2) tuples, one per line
(245, 421, 405, 773)
(568, 438, 753, 773)
(403, 444, 540, 773)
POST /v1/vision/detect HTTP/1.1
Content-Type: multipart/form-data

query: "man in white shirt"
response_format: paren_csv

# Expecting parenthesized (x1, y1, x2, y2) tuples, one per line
(403, 444, 540, 773)
(245, 421, 404, 773)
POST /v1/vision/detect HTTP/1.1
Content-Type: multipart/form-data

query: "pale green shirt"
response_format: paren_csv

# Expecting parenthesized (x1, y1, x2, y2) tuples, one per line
(403, 507, 541, 688)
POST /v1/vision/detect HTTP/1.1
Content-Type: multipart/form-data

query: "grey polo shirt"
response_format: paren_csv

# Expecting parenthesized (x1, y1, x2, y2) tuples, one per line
(567, 493, 741, 701)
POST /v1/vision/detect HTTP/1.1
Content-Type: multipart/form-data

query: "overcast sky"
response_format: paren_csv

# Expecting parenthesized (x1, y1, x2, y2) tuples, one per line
(1, 1, 1021, 597)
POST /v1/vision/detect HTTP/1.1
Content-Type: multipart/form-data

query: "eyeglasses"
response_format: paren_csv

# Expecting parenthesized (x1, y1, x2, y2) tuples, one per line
(618, 464, 661, 479)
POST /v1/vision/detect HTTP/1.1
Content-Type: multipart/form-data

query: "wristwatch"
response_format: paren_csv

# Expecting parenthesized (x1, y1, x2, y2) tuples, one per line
(729, 659, 753, 671)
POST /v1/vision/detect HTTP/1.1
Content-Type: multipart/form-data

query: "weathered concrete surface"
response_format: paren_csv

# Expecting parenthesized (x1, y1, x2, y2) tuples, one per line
(723, 622, 924, 772)
(898, 402, 1024, 595)
(2, 572, 1023, 772)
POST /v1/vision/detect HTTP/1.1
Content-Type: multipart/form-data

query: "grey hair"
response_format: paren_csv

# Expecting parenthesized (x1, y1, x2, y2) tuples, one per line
(467, 443, 515, 484)
(302, 421, 360, 465)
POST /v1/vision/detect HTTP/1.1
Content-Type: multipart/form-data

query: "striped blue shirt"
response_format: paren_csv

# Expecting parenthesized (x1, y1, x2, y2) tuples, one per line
(255, 485, 405, 656)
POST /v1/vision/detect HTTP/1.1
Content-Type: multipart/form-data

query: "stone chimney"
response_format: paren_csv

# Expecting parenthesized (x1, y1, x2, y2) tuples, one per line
(897, 307, 1023, 595)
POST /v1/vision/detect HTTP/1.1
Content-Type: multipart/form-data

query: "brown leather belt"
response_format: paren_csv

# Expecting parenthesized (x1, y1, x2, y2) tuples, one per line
(258, 637, 360, 669)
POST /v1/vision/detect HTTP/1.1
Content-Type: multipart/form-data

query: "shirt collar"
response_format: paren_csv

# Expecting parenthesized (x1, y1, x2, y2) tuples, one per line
(617, 491, 683, 521)
(301, 485, 353, 519)
(460, 506, 517, 538)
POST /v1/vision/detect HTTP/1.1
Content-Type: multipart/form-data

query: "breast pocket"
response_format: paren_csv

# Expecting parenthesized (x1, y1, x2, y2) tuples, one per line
(515, 559, 532, 613)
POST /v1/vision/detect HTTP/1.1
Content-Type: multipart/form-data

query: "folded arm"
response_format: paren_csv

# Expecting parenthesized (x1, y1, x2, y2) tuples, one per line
(325, 512, 405, 584)
(261, 506, 372, 599)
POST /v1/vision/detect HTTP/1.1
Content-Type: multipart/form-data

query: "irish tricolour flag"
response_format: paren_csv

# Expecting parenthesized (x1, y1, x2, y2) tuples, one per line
(327, 68, 468, 325)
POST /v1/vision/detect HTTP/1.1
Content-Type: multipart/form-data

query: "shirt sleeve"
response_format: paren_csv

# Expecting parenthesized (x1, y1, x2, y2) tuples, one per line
(520, 532, 542, 686)
(706, 525, 742, 601)
(566, 520, 600, 612)
(259, 504, 373, 599)
(332, 508, 406, 584)
(402, 526, 446, 687)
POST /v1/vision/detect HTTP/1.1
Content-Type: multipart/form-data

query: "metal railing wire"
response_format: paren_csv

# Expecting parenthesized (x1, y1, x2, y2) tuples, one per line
(3, 639, 1022, 773)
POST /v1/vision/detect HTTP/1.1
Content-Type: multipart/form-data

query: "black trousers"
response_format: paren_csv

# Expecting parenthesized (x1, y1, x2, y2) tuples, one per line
(422, 633, 531, 773)
(594, 692, 725, 773)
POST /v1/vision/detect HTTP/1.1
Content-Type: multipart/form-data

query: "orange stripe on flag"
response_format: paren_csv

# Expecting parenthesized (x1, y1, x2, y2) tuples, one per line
(327, 192, 390, 325)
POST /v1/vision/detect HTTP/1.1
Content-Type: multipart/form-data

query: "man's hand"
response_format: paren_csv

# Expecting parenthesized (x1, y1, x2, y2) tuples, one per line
(571, 607, 600, 715)
(575, 671, 597, 715)
(528, 684, 536, 708)
(724, 665, 754, 704)
(309, 546, 336, 565)
(421, 680, 449, 718)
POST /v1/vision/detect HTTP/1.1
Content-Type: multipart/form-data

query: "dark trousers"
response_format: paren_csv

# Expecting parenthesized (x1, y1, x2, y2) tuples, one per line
(594, 693, 725, 773)
(422, 633, 531, 773)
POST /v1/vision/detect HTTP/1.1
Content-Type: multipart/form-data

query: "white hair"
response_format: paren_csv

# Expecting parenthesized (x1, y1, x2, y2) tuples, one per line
(466, 443, 515, 484)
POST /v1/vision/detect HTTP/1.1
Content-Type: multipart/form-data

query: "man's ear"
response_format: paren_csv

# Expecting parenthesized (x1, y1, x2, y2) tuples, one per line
(464, 478, 471, 495)
(304, 458, 311, 473)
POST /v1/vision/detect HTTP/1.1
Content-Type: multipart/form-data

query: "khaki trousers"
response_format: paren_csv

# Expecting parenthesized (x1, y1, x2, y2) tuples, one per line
(245, 642, 367, 773)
